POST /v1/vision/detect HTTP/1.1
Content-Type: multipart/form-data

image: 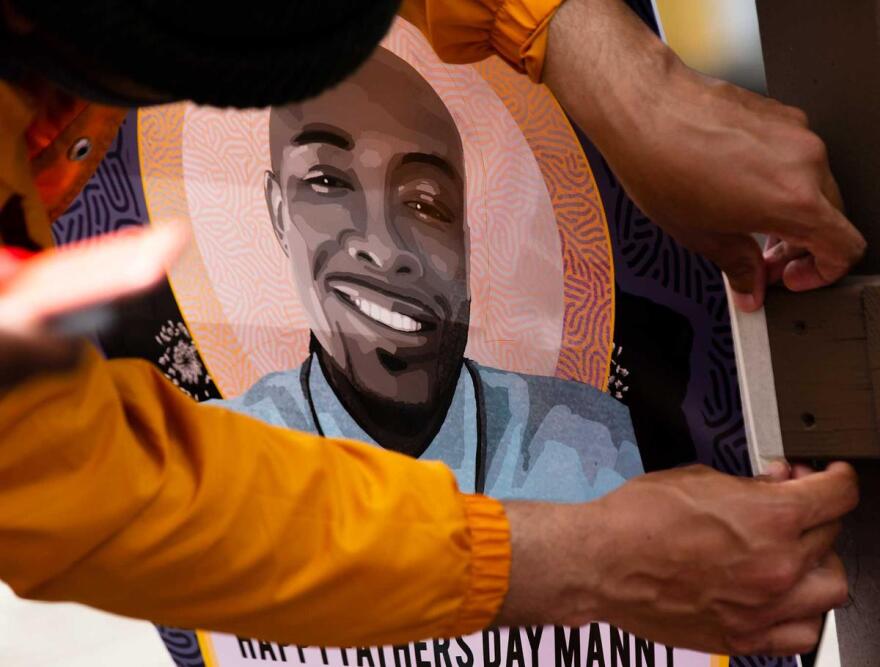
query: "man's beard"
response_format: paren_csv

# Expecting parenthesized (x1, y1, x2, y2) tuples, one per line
(315, 318, 469, 457)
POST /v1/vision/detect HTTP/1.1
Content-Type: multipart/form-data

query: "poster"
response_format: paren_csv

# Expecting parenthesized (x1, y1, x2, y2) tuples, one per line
(51, 12, 787, 667)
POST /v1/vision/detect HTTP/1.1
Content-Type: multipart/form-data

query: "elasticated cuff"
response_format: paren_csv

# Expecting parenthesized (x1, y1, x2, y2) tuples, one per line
(400, 0, 563, 82)
(490, 0, 562, 81)
(447, 494, 511, 636)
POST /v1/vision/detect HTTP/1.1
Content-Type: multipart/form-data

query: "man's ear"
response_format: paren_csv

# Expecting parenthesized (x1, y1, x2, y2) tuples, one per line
(264, 170, 290, 257)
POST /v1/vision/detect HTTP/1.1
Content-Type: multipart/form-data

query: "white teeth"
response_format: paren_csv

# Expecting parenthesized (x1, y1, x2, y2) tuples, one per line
(349, 295, 422, 333)
(334, 284, 358, 299)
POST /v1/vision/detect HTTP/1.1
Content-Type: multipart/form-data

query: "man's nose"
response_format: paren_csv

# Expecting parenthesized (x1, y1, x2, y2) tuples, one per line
(346, 235, 423, 278)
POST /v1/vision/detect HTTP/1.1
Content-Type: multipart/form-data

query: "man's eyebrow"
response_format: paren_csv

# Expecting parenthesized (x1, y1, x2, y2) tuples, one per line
(292, 125, 353, 150)
(400, 153, 459, 181)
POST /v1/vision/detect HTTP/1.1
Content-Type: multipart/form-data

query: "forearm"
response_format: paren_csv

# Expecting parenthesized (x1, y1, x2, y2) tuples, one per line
(543, 0, 681, 160)
(0, 346, 509, 646)
(543, 0, 864, 306)
(495, 500, 602, 628)
(496, 465, 855, 657)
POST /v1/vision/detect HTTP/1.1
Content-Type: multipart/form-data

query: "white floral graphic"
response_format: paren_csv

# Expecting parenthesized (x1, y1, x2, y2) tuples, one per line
(171, 340, 203, 384)
(607, 343, 631, 401)
(155, 320, 212, 399)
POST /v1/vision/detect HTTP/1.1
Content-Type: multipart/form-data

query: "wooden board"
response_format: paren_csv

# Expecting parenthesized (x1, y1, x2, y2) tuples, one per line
(756, 1, 880, 664)
(756, 0, 880, 273)
(764, 279, 880, 460)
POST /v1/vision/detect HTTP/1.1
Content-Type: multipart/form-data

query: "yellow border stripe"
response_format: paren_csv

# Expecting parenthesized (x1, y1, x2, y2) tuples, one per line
(196, 630, 219, 667)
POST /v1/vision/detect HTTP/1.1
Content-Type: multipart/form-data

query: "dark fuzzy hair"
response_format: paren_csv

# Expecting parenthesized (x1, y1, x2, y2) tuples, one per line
(5, 0, 401, 108)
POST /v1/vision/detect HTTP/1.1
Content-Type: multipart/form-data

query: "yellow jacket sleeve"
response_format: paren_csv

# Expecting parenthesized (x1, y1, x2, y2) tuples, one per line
(0, 346, 510, 646)
(400, 0, 564, 81)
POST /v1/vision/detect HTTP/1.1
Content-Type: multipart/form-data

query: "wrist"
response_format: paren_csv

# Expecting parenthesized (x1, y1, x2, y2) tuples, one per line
(551, 499, 610, 626)
(495, 500, 606, 628)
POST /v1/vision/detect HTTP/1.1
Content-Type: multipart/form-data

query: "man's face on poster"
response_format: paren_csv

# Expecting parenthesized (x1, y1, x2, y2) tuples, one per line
(266, 49, 470, 406)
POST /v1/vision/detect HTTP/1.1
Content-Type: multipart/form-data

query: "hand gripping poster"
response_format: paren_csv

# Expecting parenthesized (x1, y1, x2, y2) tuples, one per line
(51, 10, 785, 667)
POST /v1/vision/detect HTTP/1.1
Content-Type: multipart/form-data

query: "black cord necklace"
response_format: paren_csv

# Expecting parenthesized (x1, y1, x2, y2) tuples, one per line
(300, 354, 488, 493)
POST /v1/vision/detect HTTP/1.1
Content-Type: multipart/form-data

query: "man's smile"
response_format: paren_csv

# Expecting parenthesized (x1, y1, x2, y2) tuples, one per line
(338, 287, 423, 333)
(327, 276, 441, 336)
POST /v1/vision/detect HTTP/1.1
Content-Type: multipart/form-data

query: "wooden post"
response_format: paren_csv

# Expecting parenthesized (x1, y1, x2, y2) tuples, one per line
(756, 0, 880, 662)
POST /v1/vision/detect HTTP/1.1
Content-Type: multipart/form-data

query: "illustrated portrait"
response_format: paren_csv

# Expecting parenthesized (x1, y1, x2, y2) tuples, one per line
(140, 19, 639, 500)
(129, 16, 715, 667)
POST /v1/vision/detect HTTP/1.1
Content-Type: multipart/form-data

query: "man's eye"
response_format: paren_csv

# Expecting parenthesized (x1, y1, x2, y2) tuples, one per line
(303, 173, 353, 194)
(405, 200, 452, 223)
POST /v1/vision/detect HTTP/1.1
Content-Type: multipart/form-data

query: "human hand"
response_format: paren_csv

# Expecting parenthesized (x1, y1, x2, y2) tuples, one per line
(0, 249, 80, 389)
(0, 224, 185, 389)
(497, 463, 858, 656)
(543, 0, 865, 312)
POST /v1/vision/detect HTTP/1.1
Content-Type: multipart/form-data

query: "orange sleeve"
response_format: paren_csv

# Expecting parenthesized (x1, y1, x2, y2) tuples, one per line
(0, 346, 509, 646)
(399, 0, 564, 81)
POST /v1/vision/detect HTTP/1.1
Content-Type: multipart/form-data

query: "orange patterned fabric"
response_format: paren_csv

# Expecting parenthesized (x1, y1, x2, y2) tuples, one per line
(0, 82, 125, 247)
(23, 88, 89, 159)
(28, 95, 127, 222)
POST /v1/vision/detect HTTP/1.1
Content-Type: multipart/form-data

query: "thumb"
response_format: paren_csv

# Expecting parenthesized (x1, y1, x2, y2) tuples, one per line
(714, 234, 766, 312)
(756, 459, 792, 482)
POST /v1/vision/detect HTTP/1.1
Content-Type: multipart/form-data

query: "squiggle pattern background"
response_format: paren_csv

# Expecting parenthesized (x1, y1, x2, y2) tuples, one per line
(470, 58, 614, 387)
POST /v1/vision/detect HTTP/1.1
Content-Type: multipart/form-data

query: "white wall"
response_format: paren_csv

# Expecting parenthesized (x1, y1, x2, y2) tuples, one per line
(0, 583, 172, 666)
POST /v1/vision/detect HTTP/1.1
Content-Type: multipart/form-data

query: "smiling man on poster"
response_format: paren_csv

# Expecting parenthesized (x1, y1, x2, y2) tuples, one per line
(226, 47, 642, 501)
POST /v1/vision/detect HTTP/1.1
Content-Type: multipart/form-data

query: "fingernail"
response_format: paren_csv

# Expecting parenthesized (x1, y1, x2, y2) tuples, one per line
(732, 291, 759, 312)
(763, 244, 782, 260)
(765, 460, 791, 481)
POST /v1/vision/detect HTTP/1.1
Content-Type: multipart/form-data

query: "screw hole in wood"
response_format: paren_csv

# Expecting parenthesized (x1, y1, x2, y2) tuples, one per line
(801, 412, 817, 429)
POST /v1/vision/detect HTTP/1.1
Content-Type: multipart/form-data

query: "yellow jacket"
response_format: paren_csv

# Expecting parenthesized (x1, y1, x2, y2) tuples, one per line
(0, 0, 562, 648)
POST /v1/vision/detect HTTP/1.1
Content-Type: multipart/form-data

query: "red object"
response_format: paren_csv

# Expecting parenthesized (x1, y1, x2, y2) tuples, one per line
(0, 247, 36, 262)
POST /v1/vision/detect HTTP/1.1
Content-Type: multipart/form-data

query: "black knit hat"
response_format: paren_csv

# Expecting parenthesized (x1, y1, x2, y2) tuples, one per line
(3, 0, 401, 108)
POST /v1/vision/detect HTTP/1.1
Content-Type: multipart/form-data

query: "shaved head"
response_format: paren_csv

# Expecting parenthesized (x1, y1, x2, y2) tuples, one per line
(269, 47, 463, 175)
